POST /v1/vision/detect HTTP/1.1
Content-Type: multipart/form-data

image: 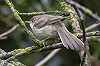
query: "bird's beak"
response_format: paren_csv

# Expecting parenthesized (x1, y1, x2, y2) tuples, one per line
(25, 21, 31, 23)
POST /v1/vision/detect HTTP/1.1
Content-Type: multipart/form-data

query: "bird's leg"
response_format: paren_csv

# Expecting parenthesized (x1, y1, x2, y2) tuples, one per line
(55, 38, 58, 44)
(41, 34, 53, 46)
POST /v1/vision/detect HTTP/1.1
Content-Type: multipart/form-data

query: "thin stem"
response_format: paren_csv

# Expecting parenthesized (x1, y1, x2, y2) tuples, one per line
(0, 24, 20, 38)
(35, 48, 61, 66)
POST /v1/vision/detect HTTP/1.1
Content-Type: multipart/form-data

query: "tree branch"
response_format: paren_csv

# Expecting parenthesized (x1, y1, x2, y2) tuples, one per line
(0, 24, 20, 38)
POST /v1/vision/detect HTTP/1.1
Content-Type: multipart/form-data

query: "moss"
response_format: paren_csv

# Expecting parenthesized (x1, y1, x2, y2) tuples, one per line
(44, 39, 55, 45)
(87, 36, 100, 42)
(67, 9, 74, 14)
(14, 12, 25, 26)
(55, 10, 61, 13)
(69, 18, 75, 24)
(33, 47, 44, 53)
(11, 49, 24, 55)
(60, 1, 69, 12)
(9, 61, 18, 66)
(74, 33, 80, 37)
(28, 31, 36, 40)
(82, 6, 93, 15)
(58, 0, 81, 32)
(28, 11, 45, 15)
(24, 47, 33, 53)
(11, 46, 36, 55)
(5, 0, 14, 7)
(28, 31, 43, 46)
(44, 38, 61, 45)
(89, 31, 97, 35)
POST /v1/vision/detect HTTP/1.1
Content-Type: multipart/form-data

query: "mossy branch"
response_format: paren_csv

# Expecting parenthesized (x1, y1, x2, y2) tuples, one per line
(19, 10, 68, 16)
(57, 0, 81, 33)
(5, 0, 43, 47)
(66, 0, 100, 23)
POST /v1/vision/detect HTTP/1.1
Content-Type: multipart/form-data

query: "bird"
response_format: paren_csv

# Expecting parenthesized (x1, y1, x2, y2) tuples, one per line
(26, 14, 84, 50)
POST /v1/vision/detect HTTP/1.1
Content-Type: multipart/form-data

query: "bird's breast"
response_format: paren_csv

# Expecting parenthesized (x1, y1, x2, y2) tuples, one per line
(31, 25, 58, 40)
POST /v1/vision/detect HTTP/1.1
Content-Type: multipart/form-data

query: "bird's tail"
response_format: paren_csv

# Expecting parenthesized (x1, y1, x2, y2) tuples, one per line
(55, 21, 84, 50)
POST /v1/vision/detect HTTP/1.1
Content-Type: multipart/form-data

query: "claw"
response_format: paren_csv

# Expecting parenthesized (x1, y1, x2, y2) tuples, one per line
(41, 40, 45, 47)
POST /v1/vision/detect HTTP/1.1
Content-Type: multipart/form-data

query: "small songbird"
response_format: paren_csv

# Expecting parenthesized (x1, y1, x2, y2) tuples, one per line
(26, 14, 84, 50)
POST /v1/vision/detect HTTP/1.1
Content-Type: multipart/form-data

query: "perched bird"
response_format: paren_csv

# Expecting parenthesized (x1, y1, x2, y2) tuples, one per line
(26, 14, 84, 50)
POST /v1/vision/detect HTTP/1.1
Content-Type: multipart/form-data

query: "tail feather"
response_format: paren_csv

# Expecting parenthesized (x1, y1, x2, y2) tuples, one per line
(55, 22, 84, 50)
(64, 27, 83, 50)
(63, 28, 78, 50)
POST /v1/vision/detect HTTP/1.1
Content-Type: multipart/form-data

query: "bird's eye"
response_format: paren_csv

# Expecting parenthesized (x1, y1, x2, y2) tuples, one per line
(31, 17, 36, 22)
(32, 18, 35, 22)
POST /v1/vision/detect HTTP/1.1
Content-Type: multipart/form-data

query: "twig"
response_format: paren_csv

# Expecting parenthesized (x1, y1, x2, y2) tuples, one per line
(83, 23, 100, 32)
(0, 59, 14, 66)
(0, 52, 12, 59)
(87, 36, 100, 42)
(0, 24, 20, 38)
(5, 52, 23, 62)
(0, 49, 26, 66)
(65, 0, 100, 22)
(72, 5, 87, 66)
(35, 48, 61, 66)
(58, 0, 81, 33)
(73, 4, 94, 66)
(78, 31, 100, 38)
(19, 11, 68, 16)
(30, 43, 63, 53)
(0, 43, 63, 60)
(0, 36, 7, 40)
(0, 48, 6, 54)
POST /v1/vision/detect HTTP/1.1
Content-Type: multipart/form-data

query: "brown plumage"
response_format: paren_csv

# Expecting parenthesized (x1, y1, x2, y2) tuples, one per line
(29, 14, 84, 50)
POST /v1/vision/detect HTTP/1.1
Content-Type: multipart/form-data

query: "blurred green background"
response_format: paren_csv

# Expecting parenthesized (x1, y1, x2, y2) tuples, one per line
(0, 0, 100, 66)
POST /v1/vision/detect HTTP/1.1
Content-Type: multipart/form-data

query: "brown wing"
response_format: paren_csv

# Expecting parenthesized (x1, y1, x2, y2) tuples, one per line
(55, 21, 84, 50)
(32, 15, 66, 29)
(34, 17, 48, 29)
